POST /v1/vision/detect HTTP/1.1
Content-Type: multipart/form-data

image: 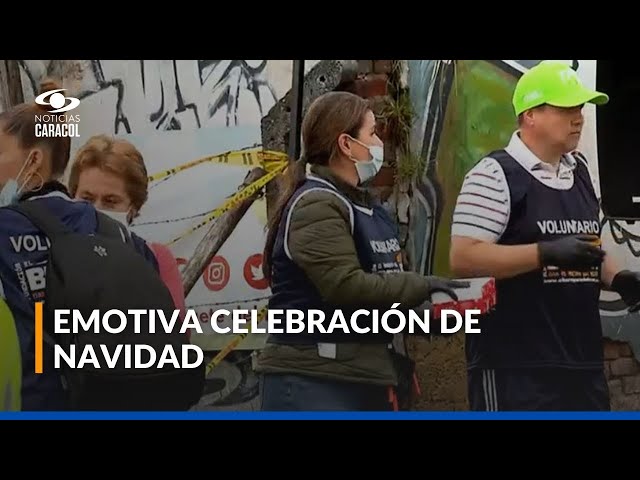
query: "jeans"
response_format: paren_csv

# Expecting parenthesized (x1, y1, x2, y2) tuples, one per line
(259, 373, 392, 411)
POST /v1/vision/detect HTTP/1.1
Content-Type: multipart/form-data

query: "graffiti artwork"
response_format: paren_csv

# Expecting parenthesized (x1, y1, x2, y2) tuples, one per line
(18, 60, 279, 135)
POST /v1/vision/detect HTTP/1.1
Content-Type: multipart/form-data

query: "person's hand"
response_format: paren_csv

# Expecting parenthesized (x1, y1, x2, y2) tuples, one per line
(408, 299, 434, 336)
(611, 270, 640, 311)
(425, 276, 470, 301)
(537, 235, 605, 268)
(413, 299, 433, 316)
(410, 298, 460, 337)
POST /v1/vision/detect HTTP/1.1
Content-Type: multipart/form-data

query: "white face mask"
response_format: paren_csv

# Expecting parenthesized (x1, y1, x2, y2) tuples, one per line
(0, 154, 34, 208)
(97, 208, 130, 226)
(348, 137, 384, 185)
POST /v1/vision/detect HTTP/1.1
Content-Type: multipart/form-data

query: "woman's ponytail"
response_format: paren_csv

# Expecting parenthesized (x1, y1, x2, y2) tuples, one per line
(262, 156, 308, 285)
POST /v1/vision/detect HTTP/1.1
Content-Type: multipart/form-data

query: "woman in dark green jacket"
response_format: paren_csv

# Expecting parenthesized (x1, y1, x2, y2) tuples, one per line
(255, 91, 468, 411)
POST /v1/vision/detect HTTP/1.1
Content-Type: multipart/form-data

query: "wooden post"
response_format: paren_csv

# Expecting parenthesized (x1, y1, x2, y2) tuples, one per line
(181, 166, 268, 297)
(0, 60, 24, 111)
(0, 62, 9, 112)
(288, 60, 304, 162)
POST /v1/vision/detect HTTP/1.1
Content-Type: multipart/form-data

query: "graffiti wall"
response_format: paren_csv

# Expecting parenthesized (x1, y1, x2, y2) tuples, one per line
(406, 60, 640, 409)
(18, 60, 319, 135)
(16, 59, 320, 410)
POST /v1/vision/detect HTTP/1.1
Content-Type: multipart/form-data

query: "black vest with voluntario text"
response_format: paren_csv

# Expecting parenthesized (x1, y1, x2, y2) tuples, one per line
(268, 175, 404, 345)
(466, 150, 604, 371)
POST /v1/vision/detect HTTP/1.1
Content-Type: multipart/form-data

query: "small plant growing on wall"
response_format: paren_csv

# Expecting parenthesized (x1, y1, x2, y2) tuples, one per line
(379, 61, 423, 184)
(376, 60, 424, 269)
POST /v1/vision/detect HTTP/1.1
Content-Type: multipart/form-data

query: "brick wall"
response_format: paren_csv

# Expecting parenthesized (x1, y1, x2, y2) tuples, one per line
(604, 338, 640, 410)
(341, 61, 469, 410)
(338, 60, 397, 200)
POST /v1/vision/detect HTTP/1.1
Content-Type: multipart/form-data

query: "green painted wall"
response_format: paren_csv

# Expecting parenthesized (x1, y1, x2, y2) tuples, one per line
(432, 60, 519, 276)
(408, 60, 521, 410)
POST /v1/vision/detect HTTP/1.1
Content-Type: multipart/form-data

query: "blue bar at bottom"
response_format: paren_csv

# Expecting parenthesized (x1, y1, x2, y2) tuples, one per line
(0, 411, 639, 420)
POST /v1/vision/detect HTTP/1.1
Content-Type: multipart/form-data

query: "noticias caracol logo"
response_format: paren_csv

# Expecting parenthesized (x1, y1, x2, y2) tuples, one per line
(33, 88, 81, 138)
(35, 88, 80, 113)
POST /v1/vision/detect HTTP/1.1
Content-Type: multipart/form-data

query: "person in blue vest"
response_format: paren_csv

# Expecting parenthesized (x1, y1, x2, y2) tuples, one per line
(254, 91, 468, 411)
(0, 81, 159, 410)
(449, 61, 640, 411)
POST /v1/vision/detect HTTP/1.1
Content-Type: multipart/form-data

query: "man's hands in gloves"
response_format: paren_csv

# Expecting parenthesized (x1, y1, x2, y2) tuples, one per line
(538, 235, 605, 268)
(611, 270, 640, 312)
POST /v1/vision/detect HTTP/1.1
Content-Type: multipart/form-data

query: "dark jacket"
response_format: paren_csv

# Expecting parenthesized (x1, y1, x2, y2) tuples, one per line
(254, 165, 434, 385)
(0, 182, 158, 410)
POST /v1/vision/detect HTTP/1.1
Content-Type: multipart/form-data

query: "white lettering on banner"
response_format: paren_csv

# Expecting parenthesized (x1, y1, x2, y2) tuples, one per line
(54, 344, 203, 369)
(53, 309, 204, 335)
(25, 265, 47, 292)
(51, 309, 206, 371)
(10, 235, 51, 253)
(537, 220, 600, 235)
(208, 305, 482, 335)
(51, 307, 481, 339)
(34, 114, 80, 123)
(371, 262, 403, 273)
(43, 305, 485, 374)
(369, 238, 401, 254)
(34, 123, 80, 138)
(13, 262, 29, 298)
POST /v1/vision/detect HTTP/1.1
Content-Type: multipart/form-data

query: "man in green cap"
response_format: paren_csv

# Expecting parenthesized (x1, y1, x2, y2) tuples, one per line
(449, 60, 640, 410)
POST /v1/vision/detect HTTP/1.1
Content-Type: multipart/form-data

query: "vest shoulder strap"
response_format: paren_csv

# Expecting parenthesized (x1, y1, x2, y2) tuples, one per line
(570, 150, 599, 202)
(283, 184, 355, 261)
(485, 149, 531, 207)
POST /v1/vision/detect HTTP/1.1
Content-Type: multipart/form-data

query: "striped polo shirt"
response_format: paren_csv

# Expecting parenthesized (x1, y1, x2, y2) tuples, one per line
(454, 132, 604, 371)
(451, 131, 591, 242)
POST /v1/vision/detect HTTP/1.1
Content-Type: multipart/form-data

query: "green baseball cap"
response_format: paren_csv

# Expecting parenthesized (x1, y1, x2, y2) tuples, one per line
(512, 60, 609, 116)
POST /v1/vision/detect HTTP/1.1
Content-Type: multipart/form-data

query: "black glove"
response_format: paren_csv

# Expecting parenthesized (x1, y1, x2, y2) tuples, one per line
(537, 235, 605, 268)
(425, 276, 470, 301)
(410, 296, 464, 337)
(611, 270, 640, 311)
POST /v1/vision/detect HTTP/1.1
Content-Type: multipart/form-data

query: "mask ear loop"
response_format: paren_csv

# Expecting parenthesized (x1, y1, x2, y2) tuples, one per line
(126, 208, 136, 226)
(29, 172, 45, 193)
(347, 136, 374, 163)
(15, 154, 44, 197)
(15, 171, 44, 200)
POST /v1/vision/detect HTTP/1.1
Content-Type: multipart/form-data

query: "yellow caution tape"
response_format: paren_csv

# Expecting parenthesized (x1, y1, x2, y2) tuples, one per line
(167, 161, 287, 246)
(148, 148, 288, 182)
(205, 305, 268, 376)
(149, 147, 286, 373)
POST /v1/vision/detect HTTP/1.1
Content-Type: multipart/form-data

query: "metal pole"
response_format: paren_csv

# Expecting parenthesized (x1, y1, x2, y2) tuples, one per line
(288, 60, 305, 161)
